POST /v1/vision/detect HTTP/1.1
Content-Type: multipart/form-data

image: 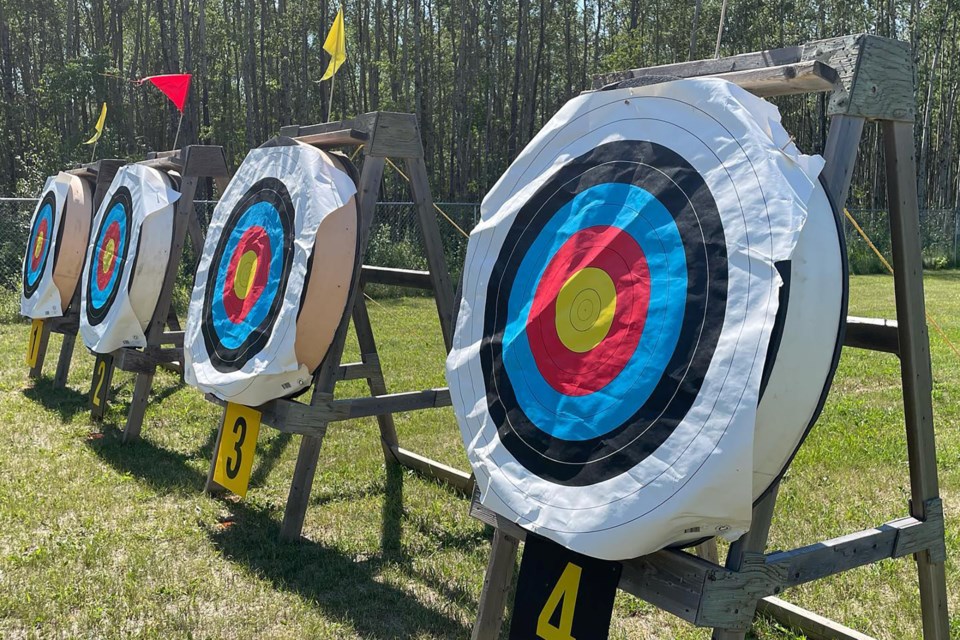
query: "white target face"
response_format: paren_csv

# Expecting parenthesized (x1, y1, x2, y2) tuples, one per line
(21, 173, 93, 319)
(79, 164, 179, 353)
(447, 79, 840, 560)
(184, 140, 359, 407)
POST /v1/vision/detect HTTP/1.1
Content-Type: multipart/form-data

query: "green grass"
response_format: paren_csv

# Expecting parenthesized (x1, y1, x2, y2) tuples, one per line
(0, 275, 958, 639)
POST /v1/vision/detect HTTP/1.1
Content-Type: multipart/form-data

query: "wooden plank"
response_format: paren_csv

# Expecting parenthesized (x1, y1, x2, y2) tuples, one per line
(113, 347, 181, 373)
(705, 61, 837, 97)
(695, 539, 720, 565)
(351, 295, 400, 461)
(391, 446, 474, 494)
(294, 128, 368, 147)
(821, 115, 865, 208)
(766, 516, 942, 589)
(180, 144, 231, 178)
(882, 119, 951, 638)
(844, 316, 899, 354)
(596, 34, 914, 121)
(260, 388, 452, 433)
(406, 157, 456, 351)
(360, 265, 434, 289)
(369, 112, 424, 158)
(160, 331, 185, 347)
(335, 360, 381, 381)
(594, 45, 804, 88)
(204, 409, 230, 496)
(53, 332, 76, 389)
(122, 371, 155, 442)
(757, 597, 876, 640)
(471, 527, 520, 640)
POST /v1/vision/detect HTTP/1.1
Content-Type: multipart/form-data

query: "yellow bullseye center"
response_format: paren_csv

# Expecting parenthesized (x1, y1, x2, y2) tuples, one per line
(101, 238, 116, 274)
(33, 231, 45, 259)
(555, 267, 617, 353)
(233, 250, 260, 300)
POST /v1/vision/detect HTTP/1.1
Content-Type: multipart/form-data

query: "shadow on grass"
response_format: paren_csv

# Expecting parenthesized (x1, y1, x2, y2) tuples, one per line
(85, 424, 213, 494)
(206, 482, 473, 640)
(23, 376, 90, 420)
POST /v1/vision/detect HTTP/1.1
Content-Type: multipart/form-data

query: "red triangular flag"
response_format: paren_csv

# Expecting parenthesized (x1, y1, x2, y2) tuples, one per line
(140, 74, 192, 113)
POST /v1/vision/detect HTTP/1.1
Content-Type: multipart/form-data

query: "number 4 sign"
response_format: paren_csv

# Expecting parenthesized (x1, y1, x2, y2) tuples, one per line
(212, 402, 262, 497)
(509, 534, 622, 640)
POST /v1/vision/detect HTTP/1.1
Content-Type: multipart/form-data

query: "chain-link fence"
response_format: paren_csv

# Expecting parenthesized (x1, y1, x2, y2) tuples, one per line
(1, 197, 957, 294)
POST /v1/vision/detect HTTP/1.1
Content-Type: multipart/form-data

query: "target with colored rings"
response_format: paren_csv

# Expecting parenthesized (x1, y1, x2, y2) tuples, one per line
(22, 191, 57, 300)
(79, 163, 178, 354)
(201, 177, 295, 372)
(486, 141, 728, 486)
(448, 78, 841, 560)
(20, 173, 94, 320)
(85, 187, 132, 326)
(184, 140, 359, 407)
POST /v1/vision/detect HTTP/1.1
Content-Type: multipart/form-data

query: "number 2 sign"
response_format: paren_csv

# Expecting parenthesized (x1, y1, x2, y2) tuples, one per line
(509, 534, 622, 640)
(212, 402, 262, 497)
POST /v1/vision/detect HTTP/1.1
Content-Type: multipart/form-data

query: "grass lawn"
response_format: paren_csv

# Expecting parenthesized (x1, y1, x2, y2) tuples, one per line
(0, 273, 957, 639)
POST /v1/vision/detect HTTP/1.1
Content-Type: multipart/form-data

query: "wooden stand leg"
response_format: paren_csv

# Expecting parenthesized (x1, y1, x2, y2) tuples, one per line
(280, 435, 325, 541)
(352, 295, 400, 461)
(53, 333, 76, 389)
(28, 322, 52, 379)
(472, 528, 520, 640)
(695, 538, 720, 564)
(122, 371, 155, 442)
(882, 120, 950, 639)
(711, 482, 781, 640)
(205, 409, 229, 495)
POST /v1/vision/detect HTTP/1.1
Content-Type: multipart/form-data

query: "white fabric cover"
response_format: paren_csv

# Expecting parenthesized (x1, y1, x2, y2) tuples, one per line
(20, 173, 91, 319)
(447, 79, 828, 560)
(80, 164, 179, 353)
(184, 142, 358, 406)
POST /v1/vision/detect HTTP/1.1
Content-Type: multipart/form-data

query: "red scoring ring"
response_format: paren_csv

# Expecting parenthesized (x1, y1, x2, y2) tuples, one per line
(222, 226, 271, 324)
(526, 226, 650, 396)
(30, 218, 49, 272)
(96, 221, 122, 290)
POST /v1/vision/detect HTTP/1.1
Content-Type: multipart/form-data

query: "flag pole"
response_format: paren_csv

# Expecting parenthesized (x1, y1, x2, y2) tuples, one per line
(327, 70, 336, 123)
(89, 140, 98, 163)
(172, 111, 184, 150)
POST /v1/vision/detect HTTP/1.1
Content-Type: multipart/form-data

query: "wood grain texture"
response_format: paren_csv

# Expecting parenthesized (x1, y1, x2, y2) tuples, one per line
(757, 597, 876, 640)
(470, 527, 520, 640)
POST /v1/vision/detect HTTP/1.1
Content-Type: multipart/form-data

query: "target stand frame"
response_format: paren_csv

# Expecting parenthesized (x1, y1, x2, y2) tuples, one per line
(27, 159, 126, 387)
(91, 145, 231, 441)
(203, 111, 474, 541)
(469, 34, 949, 640)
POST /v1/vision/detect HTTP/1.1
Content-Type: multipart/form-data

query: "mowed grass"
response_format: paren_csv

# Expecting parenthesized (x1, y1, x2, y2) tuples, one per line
(0, 273, 957, 639)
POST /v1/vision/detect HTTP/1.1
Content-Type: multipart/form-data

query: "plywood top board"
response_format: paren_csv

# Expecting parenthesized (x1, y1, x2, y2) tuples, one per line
(596, 34, 914, 121)
(281, 111, 424, 158)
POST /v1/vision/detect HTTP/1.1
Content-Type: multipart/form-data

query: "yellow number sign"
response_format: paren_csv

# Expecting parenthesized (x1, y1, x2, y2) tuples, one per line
(212, 402, 262, 497)
(25, 319, 44, 367)
(537, 562, 582, 640)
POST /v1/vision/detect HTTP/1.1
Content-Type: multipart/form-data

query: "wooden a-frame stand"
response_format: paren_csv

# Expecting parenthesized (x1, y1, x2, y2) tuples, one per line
(470, 34, 949, 640)
(204, 112, 473, 541)
(90, 145, 230, 442)
(27, 159, 125, 387)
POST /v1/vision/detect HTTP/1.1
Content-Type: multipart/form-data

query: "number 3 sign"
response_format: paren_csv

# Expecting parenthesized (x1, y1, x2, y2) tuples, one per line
(212, 402, 262, 497)
(510, 534, 622, 640)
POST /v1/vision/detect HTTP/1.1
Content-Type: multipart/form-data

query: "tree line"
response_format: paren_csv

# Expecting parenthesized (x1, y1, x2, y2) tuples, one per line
(1, 0, 958, 211)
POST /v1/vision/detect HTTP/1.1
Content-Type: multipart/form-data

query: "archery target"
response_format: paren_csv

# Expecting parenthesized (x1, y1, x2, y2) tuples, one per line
(447, 78, 838, 560)
(20, 173, 93, 319)
(80, 164, 179, 353)
(184, 139, 358, 407)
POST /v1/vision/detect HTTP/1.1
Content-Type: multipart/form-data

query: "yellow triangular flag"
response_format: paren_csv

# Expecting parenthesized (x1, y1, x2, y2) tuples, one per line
(320, 8, 346, 81)
(83, 103, 108, 145)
